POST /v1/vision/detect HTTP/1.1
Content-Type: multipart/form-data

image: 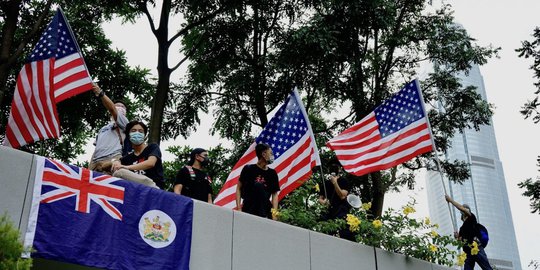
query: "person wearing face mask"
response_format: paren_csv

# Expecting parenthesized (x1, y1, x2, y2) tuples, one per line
(236, 143, 280, 220)
(173, 148, 213, 203)
(111, 120, 164, 189)
(88, 83, 130, 174)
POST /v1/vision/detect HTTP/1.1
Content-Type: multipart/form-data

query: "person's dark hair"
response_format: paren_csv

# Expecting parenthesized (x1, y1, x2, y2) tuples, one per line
(125, 120, 148, 135)
(188, 148, 207, 166)
(113, 100, 128, 111)
(327, 158, 342, 175)
(255, 143, 271, 159)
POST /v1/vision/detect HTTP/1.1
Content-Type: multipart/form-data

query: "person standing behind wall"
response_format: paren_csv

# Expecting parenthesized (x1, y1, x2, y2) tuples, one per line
(236, 143, 280, 220)
(88, 83, 129, 174)
(318, 162, 354, 241)
(174, 148, 213, 203)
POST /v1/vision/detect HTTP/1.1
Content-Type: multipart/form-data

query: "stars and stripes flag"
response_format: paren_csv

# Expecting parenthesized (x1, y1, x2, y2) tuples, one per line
(327, 79, 435, 176)
(214, 89, 321, 208)
(3, 8, 93, 149)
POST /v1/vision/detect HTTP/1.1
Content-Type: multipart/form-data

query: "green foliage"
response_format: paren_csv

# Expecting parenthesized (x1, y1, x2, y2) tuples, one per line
(517, 26, 540, 124)
(517, 28, 540, 215)
(518, 177, 540, 214)
(0, 213, 32, 270)
(278, 183, 464, 267)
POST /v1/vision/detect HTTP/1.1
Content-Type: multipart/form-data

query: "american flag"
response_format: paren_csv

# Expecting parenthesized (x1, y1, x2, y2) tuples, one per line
(327, 80, 434, 176)
(214, 89, 321, 208)
(3, 8, 93, 149)
(41, 158, 125, 220)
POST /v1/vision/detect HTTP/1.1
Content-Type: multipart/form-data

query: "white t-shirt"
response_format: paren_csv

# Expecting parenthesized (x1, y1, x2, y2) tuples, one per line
(91, 113, 129, 161)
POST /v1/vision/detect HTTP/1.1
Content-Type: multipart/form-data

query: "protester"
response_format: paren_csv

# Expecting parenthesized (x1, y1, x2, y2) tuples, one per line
(445, 195, 493, 270)
(88, 83, 129, 174)
(174, 148, 213, 203)
(111, 120, 164, 189)
(236, 143, 280, 220)
(318, 162, 354, 241)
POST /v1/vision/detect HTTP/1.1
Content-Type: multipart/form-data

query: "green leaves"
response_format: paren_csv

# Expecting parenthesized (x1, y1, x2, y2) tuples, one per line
(0, 213, 32, 270)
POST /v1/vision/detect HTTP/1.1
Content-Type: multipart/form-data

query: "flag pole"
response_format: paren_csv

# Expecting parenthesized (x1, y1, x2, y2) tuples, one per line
(414, 79, 458, 232)
(57, 7, 93, 81)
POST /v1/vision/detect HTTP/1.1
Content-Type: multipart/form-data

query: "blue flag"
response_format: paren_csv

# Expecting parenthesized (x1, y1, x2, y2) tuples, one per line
(24, 156, 193, 270)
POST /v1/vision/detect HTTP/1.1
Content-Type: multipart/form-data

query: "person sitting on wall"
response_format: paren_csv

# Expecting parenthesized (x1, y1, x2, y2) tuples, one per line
(88, 83, 130, 174)
(174, 148, 213, 203)
(111, 120, 164, 189)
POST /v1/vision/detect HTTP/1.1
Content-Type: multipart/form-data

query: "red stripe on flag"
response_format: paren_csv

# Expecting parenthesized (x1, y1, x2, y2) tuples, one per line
(55, 82, 93, 103)
(337, 123, 430, 160)
(54, 57, 85, 75)
(342, 133, 432, 170)
(41, 191, 75, 203)
(351, 145, 434, 176)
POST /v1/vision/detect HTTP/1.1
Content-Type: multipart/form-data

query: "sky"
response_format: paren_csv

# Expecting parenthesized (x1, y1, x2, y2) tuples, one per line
(94, 1, 540, 268)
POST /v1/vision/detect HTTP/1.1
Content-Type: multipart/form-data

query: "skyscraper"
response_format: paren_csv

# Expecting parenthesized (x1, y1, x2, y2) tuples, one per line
(425, 65, 522, 270)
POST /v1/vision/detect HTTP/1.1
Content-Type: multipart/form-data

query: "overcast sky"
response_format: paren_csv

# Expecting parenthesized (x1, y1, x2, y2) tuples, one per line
(95, 1, 540, 268)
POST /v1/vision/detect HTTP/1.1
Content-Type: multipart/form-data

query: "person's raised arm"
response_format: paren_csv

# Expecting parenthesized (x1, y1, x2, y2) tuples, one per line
(445, 195, 471, 217)
(92, 83, 119, 121)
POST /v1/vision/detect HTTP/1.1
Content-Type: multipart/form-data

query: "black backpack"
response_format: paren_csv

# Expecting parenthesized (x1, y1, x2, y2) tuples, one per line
(476, 223, 489, 247)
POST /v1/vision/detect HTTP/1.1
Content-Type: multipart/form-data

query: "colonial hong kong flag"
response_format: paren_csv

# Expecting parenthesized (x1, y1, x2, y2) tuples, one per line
(24, 157, 193, 270)
(3, 8, 93, 149)
(327, 79, 435, 176)
(214, 89, 321, 208)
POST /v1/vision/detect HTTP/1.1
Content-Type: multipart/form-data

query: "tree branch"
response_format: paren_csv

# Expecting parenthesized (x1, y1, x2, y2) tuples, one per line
(139, 2, 157, 35)
(170, 33, 206, 73)
(168, 6, 227, 47)
(6, 0, 54, 67)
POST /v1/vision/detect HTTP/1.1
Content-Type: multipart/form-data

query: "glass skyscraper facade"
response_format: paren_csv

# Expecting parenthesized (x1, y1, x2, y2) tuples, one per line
(425, 65, 521, 270)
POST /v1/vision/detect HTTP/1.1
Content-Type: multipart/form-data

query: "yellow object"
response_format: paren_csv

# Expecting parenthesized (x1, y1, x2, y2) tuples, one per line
(429, 244, 438, 252)
(346, 214, 361, 232)
(361, 202, 372, 210)
(271, 208, 280, 220)
(402, 205, 416, 215)
(470, 241, 479, 255)
(424, 217, 431, 225)
(314, 183, 320, 192)
(430, 230, 439, 238)
(372, 219, 383, 229)
(457, 252, 467, 266)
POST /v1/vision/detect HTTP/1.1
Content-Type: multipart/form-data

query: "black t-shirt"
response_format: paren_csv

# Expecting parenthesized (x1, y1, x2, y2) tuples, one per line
(174, 166, 212, 202)
(239, 164, 280, 218)
(120, 143, 164, 189)
(459, 213, 478, 254)
(319, 177, 351, 219)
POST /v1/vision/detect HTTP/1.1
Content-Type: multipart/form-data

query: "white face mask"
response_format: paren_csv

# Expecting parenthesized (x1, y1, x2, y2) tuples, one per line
(116, 106, 126, 116)
(266, 153, 275, 164)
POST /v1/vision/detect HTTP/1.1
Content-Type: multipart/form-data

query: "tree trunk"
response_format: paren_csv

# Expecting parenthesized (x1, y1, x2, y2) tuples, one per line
(371, 171, 385, 218)
(0, 0, 22, 108)
(147, 0, 172, 144)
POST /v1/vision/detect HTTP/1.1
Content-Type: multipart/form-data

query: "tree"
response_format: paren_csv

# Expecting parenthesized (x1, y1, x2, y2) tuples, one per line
(517, 27, 540, 214)
(186, 0, 498, 216)
(109, 0, 235, 145)
(183, 0, 314, 142)
(0, 1, 153, 162)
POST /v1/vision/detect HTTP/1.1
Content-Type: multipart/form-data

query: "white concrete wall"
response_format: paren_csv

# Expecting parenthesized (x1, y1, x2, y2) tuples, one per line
(0, 146, 454, 270)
